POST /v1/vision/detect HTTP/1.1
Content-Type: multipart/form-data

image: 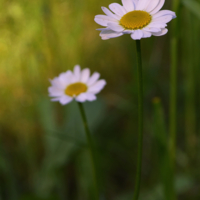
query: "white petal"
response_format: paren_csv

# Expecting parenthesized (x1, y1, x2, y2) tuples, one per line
(107, 23, 124, 32)
(123, 29, 134, 34)
(109, 3, 126, 16)
(80, 68, 90, 83)
(148, 22, 167, 28)
(87, 72, 100, 86)
(122, 0, 135, 12)
(101, 7, 121, 20)
(142, 30, 152, 38)
(131, 30, 143, 40)
(50, 78, 64, 88)
(59, 96, 73, 105)
(150, 0, 165, 15)
(101, 33, 123, 40)
(133, 0, 139, 4)
(99, 28, 123, 40)
(143, 26, 161, 32)
(85, 93, 97, 101)
(75, 93, 87, 102)
(51, 97, 61, 102)
(136, 0, 150, 10)
(145, 0, 160, 13)
(152, 28, 168, 36)
(88, 80, 106, 94)
(153, 10, 176, 19)
(48, 87, 64, 97)
(58, 71, 73, 86)
(70, 74, 80, 83)
(152, 15, 173, 23)
(101, 37, 110, 40)
(73, 65, 81, 81)
(94, 15, 118, 26)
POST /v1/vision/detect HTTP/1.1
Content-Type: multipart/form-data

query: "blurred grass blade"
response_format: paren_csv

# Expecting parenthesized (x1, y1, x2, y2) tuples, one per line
(0, 139, 18, 200)
(182, 0, 200, 19)
(183, 11, 197, 158)
(152, 98, 174, 200)
(152, 98, 167, 145)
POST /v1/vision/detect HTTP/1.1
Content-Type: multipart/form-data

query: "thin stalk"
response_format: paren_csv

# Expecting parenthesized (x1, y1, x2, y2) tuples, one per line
(169, 0, 180, 165)
(169, 0, 180, 199)
(152, 98, 173, 200)
(169, 30, 177, 166)
(133, 40, 144, 200)
(184, 12, 196, 159)
(77, 102, 99, 200)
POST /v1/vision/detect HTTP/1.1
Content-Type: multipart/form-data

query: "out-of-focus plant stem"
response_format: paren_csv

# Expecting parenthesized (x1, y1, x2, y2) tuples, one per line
(78, 103, 99, 200)
(184, 11, 197, 159)
(133, 40, 143, 200)
(153, 98, 174, 200)
(169, 0, 181, 199)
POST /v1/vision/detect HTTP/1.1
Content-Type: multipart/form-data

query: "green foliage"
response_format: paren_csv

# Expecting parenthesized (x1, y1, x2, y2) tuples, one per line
(0, 0, 200, 199)
(182, 0, 200, 19)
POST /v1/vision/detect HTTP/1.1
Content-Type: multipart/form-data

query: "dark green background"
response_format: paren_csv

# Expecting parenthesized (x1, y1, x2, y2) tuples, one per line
(0, 0, 200, 199)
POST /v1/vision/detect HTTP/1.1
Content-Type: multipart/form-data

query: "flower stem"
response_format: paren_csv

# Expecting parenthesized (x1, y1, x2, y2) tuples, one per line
(77, 102, 99, 200)
(133, 40, 144, 200)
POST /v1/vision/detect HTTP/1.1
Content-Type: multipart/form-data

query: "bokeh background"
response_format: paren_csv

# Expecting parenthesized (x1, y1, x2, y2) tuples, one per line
(0, 0, 200, 199)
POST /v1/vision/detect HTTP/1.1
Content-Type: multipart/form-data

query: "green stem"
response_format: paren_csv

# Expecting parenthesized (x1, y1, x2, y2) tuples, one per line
(152, 98, 173, 200)
(169, 35, 177, 167)
(169, 0, 180, 199)
(169, 0, 180, 167)
(77, 102, 99, 200)
(133, 40, 144, 200)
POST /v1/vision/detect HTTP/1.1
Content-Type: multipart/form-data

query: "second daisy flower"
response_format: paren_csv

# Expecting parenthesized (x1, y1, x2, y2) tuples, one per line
(48, 65, 106, 105)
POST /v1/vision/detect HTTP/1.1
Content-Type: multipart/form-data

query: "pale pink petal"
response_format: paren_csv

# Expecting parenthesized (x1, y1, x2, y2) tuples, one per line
(145, 0, 160, 13)
(141, 30, 152, 38)
(143, 26, 161, 32)
(75, 93, 88, 102)
(48, 87, 64, 97)
(147, 22, 167, 28)
(150, 0, 165, 15)
(152, 28, 168, 36)
(99, 28, 123, 40)
(58, 71, 73, 86)
(88, 80, 106, 94)
(94, 15, 118, 26)
(122, 0, 135, 12)
(59, 96, 73, 105)
(85, 93, 97, 101)
(136, 0, 150, 10)
(80, 68, 90, 83)
(153, 10, 176, 19)
(152, 15, 173, 23)
(73, 65, 81, 81)
(131, 30, 143, 40)
(101, 7, 121, 20)
(109, 3, 126, 16)
(87, 72, 100, 86)
(107, 23, 124, 32)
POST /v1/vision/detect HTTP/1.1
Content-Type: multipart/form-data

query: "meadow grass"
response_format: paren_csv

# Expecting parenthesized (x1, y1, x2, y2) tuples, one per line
(0, 0, 200, 199)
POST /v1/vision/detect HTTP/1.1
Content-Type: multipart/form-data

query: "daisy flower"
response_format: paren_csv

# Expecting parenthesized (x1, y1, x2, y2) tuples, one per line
(48, 65, 106, 105)
(94, 0, 176, 40)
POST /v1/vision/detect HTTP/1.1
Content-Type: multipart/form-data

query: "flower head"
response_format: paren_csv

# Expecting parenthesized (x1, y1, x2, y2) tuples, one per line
(94, 0, 176, 40)
(48, 65, 106, 105)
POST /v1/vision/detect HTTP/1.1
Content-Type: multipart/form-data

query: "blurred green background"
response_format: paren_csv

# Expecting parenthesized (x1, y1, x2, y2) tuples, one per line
(0, 0, 200, 199)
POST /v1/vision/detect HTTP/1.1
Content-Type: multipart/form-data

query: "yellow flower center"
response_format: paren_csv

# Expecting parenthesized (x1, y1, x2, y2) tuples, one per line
(65, 82, 87, 97)
(120, 10, 151, 30)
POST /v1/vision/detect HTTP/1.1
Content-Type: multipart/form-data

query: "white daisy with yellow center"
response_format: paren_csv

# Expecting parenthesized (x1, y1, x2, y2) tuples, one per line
(94, 0, 176, 40)
(48, 65, 106, 105)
